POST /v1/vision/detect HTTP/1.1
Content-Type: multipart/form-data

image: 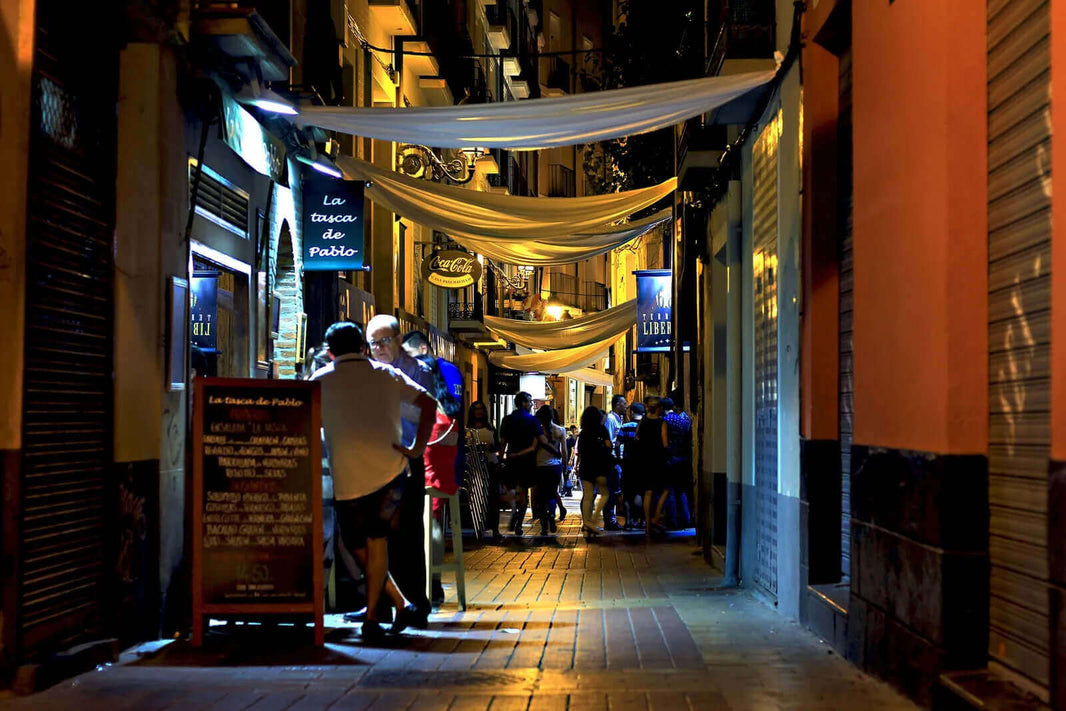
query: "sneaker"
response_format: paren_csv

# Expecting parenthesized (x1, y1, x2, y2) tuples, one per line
(603, 520, 622, 531)
(361, 619, 386, 644)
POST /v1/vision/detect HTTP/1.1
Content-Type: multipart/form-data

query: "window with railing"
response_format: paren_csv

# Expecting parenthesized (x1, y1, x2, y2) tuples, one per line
(549, 164, 575, 197)
(707, 0, 777, 74)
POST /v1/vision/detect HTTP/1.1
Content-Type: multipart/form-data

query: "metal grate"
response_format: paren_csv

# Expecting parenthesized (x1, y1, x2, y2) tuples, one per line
(19, 0, 118, 656)
(986, 0, 1051, 691)
(838, 48, 854, 582)
(752, 110, 781, 599)
(189, 160, 250, 237)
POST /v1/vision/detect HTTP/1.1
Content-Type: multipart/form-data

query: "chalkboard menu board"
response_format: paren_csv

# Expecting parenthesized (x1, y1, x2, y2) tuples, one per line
(192, 378, 324, 645)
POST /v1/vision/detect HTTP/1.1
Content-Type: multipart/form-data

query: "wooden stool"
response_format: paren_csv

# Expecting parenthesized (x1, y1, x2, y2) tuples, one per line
(424, 486, 467, 611)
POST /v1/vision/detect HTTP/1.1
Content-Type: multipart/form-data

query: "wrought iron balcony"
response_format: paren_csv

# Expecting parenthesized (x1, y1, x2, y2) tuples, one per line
(448, 302, 482, 322)
(545, 56, 570, 94)
(706, 0, 777, 75)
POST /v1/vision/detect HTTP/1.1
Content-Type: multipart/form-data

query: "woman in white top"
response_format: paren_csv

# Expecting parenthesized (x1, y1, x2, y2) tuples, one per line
(533, 405, 566, 535)
(468, 401, 502, 537)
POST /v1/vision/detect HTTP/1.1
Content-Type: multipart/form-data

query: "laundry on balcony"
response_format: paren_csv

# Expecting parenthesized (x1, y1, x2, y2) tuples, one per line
(337, 154, 674, 240)
(485, 298, 636, 350)
(300, 70, 773, 149)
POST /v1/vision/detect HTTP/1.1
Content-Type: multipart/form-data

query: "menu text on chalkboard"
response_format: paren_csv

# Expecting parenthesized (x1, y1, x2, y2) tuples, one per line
(192, 378, 323, 646)
(302, 171, 366, 271)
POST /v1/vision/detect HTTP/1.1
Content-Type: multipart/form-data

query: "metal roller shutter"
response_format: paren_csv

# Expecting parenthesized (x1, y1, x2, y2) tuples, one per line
(986, 0, 1051, 692)
(838, 48, 854, 582)
(18, 0, 117, 656)
(753, 110, 781, 598)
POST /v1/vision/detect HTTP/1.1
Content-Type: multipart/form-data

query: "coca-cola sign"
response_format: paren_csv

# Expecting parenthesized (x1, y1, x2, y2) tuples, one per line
(422, 249, 482, 289)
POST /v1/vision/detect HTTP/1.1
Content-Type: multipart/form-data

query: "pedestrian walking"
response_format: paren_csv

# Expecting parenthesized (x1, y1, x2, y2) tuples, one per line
(533, 404, 566, 535)
(602, 395, 627, 530)
(578, 406, 614, 535)
(468, 400, 502, 537)
(414, 354, 462, 608)
(311, 321, 436, 642)
(498, 391, 552, 536)
(636, 396, 669, 535)
(661, 396, 694, 528)
(616, 401, 645, 530)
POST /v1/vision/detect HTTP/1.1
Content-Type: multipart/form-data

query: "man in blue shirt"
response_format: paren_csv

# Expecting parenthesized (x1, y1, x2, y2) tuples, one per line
(498, 391, 552, 536)
(402, 330, 465, 487)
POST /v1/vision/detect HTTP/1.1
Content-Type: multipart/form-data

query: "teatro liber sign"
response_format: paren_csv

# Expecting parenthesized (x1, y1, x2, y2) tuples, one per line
(302, 172, 366, 271)
(422, 249, 482, 289)
(635, 269, 672, 353)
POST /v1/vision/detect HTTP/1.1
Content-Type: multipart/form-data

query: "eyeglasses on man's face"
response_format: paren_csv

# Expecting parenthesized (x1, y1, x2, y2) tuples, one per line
(368, 335, 394, 350)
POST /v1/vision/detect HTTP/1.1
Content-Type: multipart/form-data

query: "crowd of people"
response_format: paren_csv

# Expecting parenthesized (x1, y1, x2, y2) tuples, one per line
(304, 316, 693, 643)
(306, 317, 464, 643)
(474, 392, 694, 539)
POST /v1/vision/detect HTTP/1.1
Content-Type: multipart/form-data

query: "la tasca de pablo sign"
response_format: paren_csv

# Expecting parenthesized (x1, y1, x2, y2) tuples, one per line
(302, 172, 366, 271)
(422, 249, 482, 289)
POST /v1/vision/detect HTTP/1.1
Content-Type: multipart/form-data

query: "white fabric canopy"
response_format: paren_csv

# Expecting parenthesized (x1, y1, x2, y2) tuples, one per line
(301, 71, 773, 150)
(452, 210, 670, 266)
(339, 155, 674, 240)
(488, 334, 625, 373)
(562, 366, 614, 388)
(485, 299, 636, 350)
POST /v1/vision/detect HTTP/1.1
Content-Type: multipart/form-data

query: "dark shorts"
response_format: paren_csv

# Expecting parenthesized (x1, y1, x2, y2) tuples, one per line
(334, 473, 405, 550)
(502, 455, 537, 489)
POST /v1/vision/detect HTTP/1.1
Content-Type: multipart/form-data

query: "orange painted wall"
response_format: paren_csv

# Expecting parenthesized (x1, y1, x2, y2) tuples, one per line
(801, 40, 840, 442)
(1053, 0, 1066, 461)
(852, 0, 987, 455)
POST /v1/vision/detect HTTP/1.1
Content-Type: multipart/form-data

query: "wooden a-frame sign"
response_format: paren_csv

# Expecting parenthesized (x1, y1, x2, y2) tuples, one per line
(192, 377, 324, 646)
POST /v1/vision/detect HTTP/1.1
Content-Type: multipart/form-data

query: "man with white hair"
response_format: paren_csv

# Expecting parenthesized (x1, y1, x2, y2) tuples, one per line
(366, 314, 433, 626)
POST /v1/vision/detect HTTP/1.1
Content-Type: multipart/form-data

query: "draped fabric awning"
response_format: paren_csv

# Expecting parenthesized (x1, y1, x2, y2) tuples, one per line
(301, 71, 773, 150)
(485, 299, 636, 350)
(338, 155, 674, 240)
(488, 334, 625, 373)
(563, 366, 615, 388)
(452, 210, 670, 266)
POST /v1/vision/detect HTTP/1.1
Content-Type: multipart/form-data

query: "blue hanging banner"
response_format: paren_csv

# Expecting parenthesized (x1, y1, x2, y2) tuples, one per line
(191, 271, 219, 353)
(302, 172, 367, 271)
(635, 269, 672, 353)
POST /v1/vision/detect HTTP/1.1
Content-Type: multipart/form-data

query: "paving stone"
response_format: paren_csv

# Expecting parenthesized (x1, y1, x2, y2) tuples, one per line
(5, 495, 918, 711)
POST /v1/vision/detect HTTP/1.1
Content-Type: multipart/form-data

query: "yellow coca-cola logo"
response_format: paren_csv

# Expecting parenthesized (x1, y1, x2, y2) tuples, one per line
(422, 249, 482, 289)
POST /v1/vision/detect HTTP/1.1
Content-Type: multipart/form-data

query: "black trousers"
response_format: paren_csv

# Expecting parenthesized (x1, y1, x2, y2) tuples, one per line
(388, 457, 430, 614)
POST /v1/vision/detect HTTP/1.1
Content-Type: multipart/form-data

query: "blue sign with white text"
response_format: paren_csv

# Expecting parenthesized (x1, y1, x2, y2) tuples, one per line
(302, 172, 366, 271)
(191, 271, 219, 353)
(635, 269, 672, 353)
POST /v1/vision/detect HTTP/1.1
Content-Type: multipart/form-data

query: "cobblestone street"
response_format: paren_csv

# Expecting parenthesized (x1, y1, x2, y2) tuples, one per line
(2, 501, 918, 710)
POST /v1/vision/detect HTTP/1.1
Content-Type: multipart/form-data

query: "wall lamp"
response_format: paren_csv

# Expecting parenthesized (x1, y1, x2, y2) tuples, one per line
(296, 146, 343, 178)
(236, 78, 298, 116)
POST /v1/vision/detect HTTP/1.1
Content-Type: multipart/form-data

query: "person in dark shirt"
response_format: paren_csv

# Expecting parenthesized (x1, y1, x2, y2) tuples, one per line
(616, 402, 645, 530)
(636, 396, 669, 535)
(577, 406, 614, 534)
(498, 391, 552, 536)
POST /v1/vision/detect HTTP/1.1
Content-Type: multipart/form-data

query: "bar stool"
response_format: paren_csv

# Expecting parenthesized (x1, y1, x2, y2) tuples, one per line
(424, 486, 467, 611)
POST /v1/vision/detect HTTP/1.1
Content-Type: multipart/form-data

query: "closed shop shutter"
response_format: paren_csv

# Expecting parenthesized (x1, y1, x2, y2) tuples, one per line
(752, 110, 781, 598)
(18, 1, 118, 656)
(987, 0, 1051, 692)
(838, 49, 854, 581)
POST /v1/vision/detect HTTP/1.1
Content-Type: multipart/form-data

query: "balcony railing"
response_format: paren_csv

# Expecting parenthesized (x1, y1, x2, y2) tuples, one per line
(489, 151, 532, 196)
(548, 164, 575, 197)
(707, 0, 777, 75)
(448, 301, 482, 322)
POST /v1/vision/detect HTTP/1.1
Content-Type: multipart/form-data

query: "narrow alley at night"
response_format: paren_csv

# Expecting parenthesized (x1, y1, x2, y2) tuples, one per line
(0, 0, 1061, 709)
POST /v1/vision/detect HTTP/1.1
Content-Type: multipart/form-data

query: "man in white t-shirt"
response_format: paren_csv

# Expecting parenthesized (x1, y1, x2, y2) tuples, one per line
(312, 321, 436, 642)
